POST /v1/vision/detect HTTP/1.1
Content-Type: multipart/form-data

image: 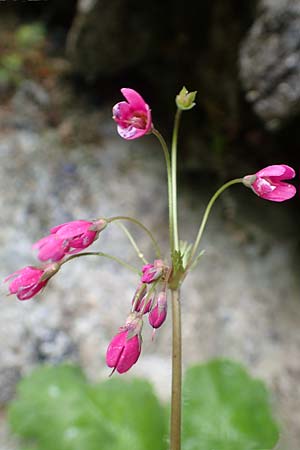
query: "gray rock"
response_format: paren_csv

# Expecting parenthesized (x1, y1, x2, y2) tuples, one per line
(0, 368, 20, 406)
(11, 80, 50, 131)
(240, 0, 300, 129)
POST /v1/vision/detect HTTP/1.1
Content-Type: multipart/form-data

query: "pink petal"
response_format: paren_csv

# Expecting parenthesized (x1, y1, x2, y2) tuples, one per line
(54, 221, 91, 240)
(121, 88, 147, 111)
(33, 235, 68, 262)
(106, 332, 126, 368)
(256, 164, 295, 180)
(116, 334, 141, 373)
(112, 101, 132, 127)
(117, 124, 147, 140)
(259, 183, 296, 202)
(16, 281, 47, 301)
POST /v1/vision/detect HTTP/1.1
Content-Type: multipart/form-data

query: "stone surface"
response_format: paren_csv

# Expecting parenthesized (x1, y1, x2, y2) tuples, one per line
(240, 0, 300, 129)
(0, 84, 300, 449)
(67, 0, 155, 80)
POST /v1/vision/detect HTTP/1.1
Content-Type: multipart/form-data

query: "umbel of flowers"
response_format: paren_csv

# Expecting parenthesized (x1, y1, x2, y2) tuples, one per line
(4, 86, 297, 450)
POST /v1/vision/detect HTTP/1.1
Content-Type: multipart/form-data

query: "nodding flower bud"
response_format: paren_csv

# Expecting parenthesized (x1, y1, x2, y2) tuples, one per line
(4, 263, 60, 301)
(149, 291, 168, 329)
(141, 259, 166, 284)
(106, 313, 143, 374)
(176, 86, 197, 111)
(33, 219, 107, 262)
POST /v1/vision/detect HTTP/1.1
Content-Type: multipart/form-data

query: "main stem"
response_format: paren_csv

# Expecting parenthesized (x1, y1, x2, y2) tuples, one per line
(170, 288, 182, 450)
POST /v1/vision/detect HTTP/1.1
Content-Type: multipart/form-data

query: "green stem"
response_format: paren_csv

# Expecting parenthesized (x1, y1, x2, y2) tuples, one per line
(171, 109, 182, 252)
(107, 215, 161, 258)
(152, 129, 174, 253)
(170, 288, 182, 450)
(62, 251, 140, 274)
(187, 178, 243, 267)
(115, 222, 148, 264)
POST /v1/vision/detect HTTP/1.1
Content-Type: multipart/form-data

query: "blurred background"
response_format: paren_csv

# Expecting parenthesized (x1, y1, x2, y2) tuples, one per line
(0, 0, 300, 449)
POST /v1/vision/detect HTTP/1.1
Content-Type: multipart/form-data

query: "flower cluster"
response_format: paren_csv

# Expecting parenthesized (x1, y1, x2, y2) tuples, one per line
(106, 259, 170, 374)
(4, 87, 298, 381)
(5, 219, 106, 300)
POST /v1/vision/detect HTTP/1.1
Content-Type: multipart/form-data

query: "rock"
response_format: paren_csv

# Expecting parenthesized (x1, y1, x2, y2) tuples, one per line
(239, 0, 300, 130)
(67, 0, 154, 80)
(11, 80, 50, 131)
(0, 368, 20, 406)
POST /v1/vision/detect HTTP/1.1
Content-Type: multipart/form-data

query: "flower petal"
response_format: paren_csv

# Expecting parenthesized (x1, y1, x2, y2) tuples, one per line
(256, 164, 295, 180)
(259, 182, 296, 202)
(54, 221, 91, 240)
(121, 88, 147, 111)
(117, 124, 146, 140)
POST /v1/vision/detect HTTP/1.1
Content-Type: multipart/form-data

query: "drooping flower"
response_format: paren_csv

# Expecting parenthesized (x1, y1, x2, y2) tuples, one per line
(141, 259, 165, 284)
(33, 219, 107, 262)
(112, 88, 152, 140)
(242, 164, 296, 202)
(106, 313, 143, 374)
(149, 291, 168, 329)
(4, 263, 59, 301)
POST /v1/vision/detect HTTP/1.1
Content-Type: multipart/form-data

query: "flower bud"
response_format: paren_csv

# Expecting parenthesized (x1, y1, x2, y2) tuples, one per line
(149, 291, 167, 329)
(141, 259, 165, 284)
(106, 314, 143, 374)
(176, 86, 197, 111)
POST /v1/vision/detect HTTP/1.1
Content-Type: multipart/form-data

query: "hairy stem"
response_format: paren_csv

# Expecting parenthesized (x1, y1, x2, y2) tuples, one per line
(170, 288, 182, 450)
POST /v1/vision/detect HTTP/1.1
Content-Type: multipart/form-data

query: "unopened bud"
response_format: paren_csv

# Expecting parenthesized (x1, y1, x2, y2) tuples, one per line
(176, 86, 197, 111)
(149, 291, 167, 329)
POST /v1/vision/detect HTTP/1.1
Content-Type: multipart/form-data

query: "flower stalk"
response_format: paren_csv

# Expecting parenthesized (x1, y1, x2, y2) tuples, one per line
(171, 109, 182, 252)
(187, 178, 243, 269)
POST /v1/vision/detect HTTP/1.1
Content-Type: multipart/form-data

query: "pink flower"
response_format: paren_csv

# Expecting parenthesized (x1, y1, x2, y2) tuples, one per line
(141, 259, 164, 284)
(4, 264, 59, 301)
(243, 165, 296, 202)
(149, 291, 168, 329)
(33, 219, 106, 262)
(112, 88, 152, 140)
(106, 314, 143, 374)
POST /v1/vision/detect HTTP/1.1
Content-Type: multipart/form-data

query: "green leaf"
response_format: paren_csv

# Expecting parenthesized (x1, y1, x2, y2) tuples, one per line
(182, 359, 279, 450)
(8, 364, 167, 450)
